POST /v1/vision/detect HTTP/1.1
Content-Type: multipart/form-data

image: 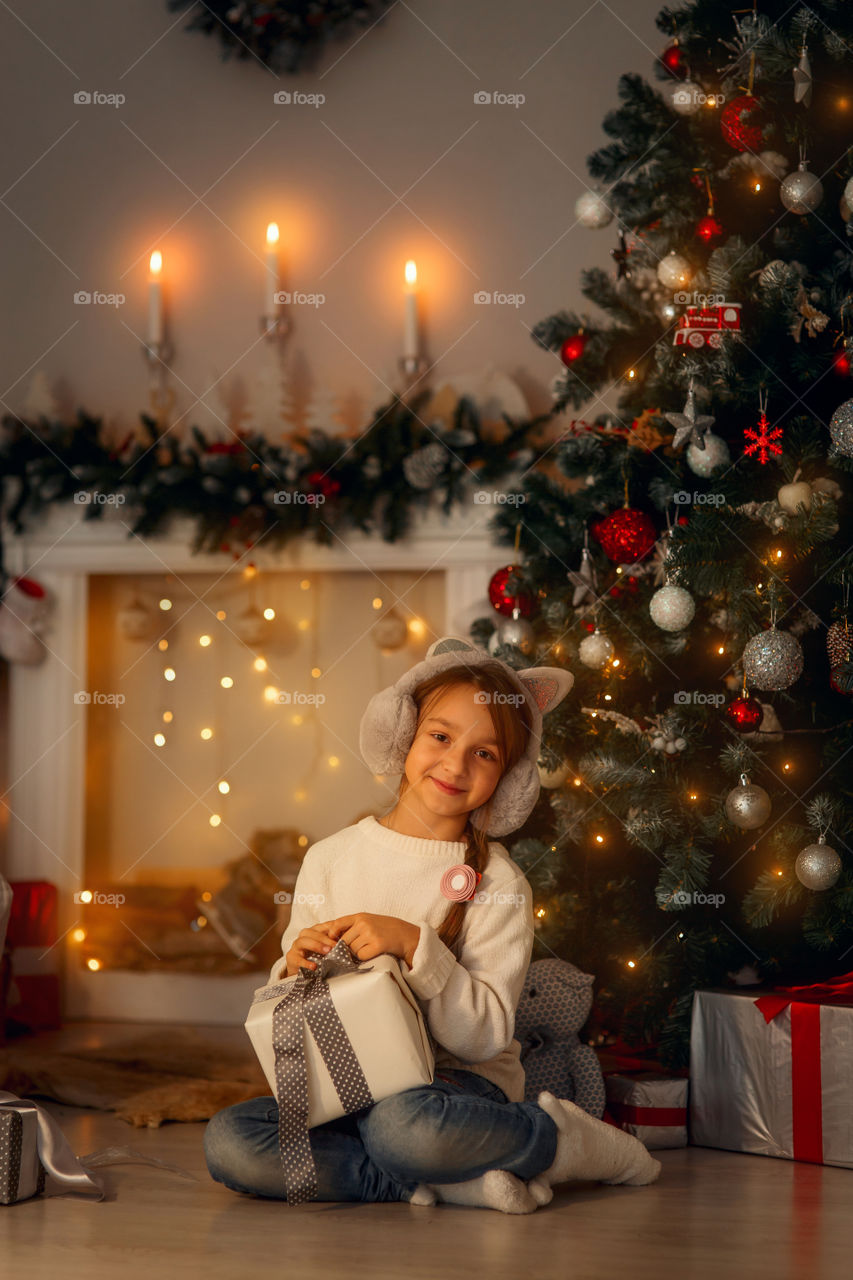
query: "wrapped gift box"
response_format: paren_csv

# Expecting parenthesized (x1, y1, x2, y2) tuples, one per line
(245, 950, 434, 1129)
(0, 1102, 45, 1205)
(690, 982, 853, 1168)
(605, 1072, 688, 1149)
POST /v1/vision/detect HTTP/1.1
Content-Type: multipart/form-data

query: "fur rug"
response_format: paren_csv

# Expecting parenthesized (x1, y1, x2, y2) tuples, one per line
(0, 1027, 271, 1127)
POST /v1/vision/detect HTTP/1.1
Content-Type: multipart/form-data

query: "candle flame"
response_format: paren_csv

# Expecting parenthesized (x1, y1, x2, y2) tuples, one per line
(149, 250, 162, 276)
(405, 259, 417, 287)
(266, 222, 280, 246)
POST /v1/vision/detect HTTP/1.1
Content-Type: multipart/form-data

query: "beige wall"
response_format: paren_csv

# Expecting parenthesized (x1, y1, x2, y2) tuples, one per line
(2, 0, 664, 432)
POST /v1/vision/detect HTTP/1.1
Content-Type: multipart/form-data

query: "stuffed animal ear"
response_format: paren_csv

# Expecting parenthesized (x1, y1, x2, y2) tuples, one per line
(425, 636, 481, 659)
(517, 667, 574, 715)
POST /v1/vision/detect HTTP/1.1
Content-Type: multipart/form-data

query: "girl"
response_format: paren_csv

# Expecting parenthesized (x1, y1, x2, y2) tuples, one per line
(204, 636, 660, 1212)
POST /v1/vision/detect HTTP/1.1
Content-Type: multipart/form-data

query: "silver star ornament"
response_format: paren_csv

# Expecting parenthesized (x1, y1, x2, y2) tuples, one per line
(665, 384, 716, 451)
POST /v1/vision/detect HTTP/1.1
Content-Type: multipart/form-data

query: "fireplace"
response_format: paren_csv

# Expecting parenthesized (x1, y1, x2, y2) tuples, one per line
(3, 503, 501, 1023)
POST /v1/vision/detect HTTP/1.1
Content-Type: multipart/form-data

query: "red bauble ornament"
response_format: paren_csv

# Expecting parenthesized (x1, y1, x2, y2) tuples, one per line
(721, 95, 766, 152)
(830, 668, 852, 696)
(488, 565, 535, 618)
(696, 214, 724, 243)
(660, 42, 687, 78)
(591, 509, 657, 563)
(833, 352, 851, 376)
(724, 695, 764, 732)
(560, 334, 588, 364)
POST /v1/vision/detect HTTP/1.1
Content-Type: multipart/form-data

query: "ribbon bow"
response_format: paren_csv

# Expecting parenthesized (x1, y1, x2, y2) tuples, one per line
(253, 938, 376, 1205)
(0, 1092, 106, 1202)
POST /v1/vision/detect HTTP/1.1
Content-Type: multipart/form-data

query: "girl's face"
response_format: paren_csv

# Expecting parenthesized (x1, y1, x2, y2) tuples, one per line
(402, 683, 503, 830)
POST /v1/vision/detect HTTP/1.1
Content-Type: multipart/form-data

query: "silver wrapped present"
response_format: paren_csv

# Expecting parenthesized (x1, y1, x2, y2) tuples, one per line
(605, 1072, 688, 1149)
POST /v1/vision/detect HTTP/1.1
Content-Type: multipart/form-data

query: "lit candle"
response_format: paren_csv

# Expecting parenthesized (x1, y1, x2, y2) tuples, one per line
(148, 250, 163, 346)
(266, 222, 280, 316)
(403, 259, 418, 361)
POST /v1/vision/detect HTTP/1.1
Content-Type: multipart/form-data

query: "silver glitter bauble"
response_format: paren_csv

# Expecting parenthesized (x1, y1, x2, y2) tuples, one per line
(724, 773, 772, 829)
(687, 432, 731, 476)
(649, 584, 695, 631)
(742, 627, 804, 690)
(780, 162, 824, 215)
(538, 760, 572, 788)
(579, 629, 615, 668)
(490, 610, 535, 655)
(829, 398, 853, 458)
(575, 191, 613, 229)
(795, 835, 842, 890)
(657, 251, 692, 290)
(665, 81, 703, 115)
(843, 175, 853, 214)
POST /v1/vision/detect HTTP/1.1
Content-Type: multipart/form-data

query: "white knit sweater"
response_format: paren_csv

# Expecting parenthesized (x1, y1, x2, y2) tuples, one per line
(269, 814, 535, 1103)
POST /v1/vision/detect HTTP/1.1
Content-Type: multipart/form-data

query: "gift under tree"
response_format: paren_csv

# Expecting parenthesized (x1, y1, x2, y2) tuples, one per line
(475, 0, 853, 1067)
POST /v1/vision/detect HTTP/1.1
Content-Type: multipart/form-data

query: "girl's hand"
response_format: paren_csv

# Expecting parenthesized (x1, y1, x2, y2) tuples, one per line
(325, 913, 421, 968)
(284, 923, 340, 977)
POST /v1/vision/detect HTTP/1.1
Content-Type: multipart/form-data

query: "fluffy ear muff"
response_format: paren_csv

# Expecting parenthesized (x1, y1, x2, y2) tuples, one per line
(517, 667, 574, 715)
(358, 686, 418, 775)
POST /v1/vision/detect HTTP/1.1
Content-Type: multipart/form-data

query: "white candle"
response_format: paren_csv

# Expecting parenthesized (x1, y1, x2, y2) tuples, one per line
(148, 250, 163, 346)
(403, 259, 418, 360)
(266, 222, 280, 316)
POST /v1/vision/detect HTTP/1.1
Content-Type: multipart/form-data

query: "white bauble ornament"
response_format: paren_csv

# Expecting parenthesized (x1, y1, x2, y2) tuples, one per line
(651, 735, 666, 751)
(843, 175, 853, 214)
(687, 432, 730, 476)
(493, 610, 535, 655)
(579, 629, 615, 668)
(372, 608, 408, 651)
(795, 835, 842, 890)
(118, 595, 156, 641)
(233, 605, 267, 646)
(829, 398, 853, 458)
(724, 774, 772, 829)
(657, 251, 692, 290)
(575, 191, 613, 229)
(742, 626, 804, 690)
(780, 162, 824, 215)
(649, 584, 695, 631)
(665, 81, 703, 115)
(777, 480, 812, 514)
(538, 760, 572, 789)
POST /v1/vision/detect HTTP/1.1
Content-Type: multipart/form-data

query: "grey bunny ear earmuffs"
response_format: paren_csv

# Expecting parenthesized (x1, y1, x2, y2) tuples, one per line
(359, 636, 574, 838)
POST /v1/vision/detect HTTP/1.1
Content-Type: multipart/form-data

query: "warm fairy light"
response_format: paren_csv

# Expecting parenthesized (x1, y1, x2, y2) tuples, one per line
(294, 788, 307, 801)
(199, 634, 212, 647)
(773, 549, 783, 560)
(195, 915, 208, 928)
(298, 619, 310, 631)
(300, 578, 311, 590)
(838, 97, 850, 111)
(328, 756, 340, 768)
(263, 685, 279, 702)
(200, 727, 213, 740)
(71, 927, 86, 943)
(753, 180, 761, 193)
(218, 781, 230, 794)
(209, 814, 222, 828)
(717, 646, 725, 655)
(595, 834, 604, 844)
(612, 659, 620, 667)
(292, 714, 303, 726)
(536, 907, 546, 918)
(783, 761, 792, 772)
(688, 791, 699, 801)
(298, 835, 309, 847)
(573, 778, 582, 786)
(776, 868, 784, 877)
(87, 957, 102, 972)
(159, 598, 172, 611)
(79, 889, 93, 904)
(154, 733, 166, 747)
(677, 931, 685, 940)
(158, 639, 169, 651)
(216, 610, 227, 620)
(311, 667, 322, 678)
(626, 367, 637, 380)
(408, 617, 427, 639)
(626, 959, 636, 969)
(163, 711, 173, 723)
(591, 711, 598, 718)
(604, 694, 612, 702)
(220, 676, 234, 688)
(254, 657, 267, 672)
(164, 667, 176, 681)
(263, 607, 276, 621)
(201, 891, 212, 902)
(372, 597, 383, 609)
(243, 565, 258, 580)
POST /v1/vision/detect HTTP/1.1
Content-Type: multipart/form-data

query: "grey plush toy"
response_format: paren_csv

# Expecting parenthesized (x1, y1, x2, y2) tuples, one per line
(359, 636, 573, 838)
(515, 958, 606, 1119)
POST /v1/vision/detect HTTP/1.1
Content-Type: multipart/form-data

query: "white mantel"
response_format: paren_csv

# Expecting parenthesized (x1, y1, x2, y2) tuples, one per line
(2, 500, 509, 1022)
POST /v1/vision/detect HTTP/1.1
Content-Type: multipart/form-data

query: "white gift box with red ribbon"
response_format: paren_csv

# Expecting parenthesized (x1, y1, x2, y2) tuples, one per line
(689, 983, 853, 1168)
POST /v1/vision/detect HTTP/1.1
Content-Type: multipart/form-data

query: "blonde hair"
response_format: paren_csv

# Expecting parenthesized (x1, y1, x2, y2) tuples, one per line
(394, 661, 534, 955)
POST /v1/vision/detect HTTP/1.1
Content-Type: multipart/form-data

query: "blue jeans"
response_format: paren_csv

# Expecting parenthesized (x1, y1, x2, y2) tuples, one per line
(204, 1068, 559, 1203)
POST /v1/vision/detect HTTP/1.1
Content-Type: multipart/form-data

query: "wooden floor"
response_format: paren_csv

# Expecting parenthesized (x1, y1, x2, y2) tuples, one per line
(4, 1025, 853, 1280)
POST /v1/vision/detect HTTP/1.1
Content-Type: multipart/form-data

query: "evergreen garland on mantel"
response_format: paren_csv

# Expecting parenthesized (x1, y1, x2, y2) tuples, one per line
(0, 390, 553, 559)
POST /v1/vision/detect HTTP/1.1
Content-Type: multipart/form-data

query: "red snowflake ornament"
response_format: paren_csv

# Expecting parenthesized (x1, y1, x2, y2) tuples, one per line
(743, 412, 783, 464)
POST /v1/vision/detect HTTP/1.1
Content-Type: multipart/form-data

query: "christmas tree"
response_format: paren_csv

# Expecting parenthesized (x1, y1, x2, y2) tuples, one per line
(476, 0, 853, 1066)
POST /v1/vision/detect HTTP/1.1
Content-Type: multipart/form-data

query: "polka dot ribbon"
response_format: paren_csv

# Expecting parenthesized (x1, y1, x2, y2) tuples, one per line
(253, 939, 376, 1205)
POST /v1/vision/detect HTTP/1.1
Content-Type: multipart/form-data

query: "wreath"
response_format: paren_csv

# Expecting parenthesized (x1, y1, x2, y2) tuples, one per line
(167, 1, 394, 74)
